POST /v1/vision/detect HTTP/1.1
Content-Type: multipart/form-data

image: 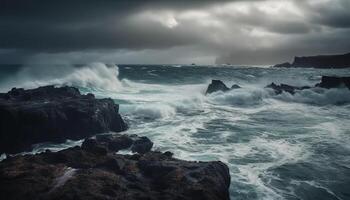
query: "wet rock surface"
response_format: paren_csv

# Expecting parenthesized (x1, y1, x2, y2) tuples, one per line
(0, 136, 231, 200)
(206, 80, 241, 94)
(315, 76, 350, 89)
(266, 83, 311, 95)
(207, 76, 350, 96)
(93, 134, 153, 154)
(0, 85, 128, 154)
(266, 76, 350, 95)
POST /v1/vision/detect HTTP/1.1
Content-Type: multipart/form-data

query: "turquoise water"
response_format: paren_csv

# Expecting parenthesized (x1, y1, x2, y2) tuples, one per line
(1, 64, 350, 200)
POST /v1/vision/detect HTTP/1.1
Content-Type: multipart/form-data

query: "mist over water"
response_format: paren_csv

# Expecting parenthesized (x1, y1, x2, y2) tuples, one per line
(1, 64, 350, 200)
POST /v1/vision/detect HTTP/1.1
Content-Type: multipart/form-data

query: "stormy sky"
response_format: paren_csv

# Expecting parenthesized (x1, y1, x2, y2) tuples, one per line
(1, 0, 350, 65)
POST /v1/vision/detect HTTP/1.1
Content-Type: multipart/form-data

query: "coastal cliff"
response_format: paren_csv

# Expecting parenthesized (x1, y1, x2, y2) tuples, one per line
(0, 85, 231, 200)
(273, 52, 350, 68)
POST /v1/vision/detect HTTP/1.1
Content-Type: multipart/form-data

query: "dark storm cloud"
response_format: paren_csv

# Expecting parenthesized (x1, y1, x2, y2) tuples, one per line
(0, 0, 350, 64)
(0, 0, 211, 51)
(0, 0, 268, 52)
(299, 0, 350, 28)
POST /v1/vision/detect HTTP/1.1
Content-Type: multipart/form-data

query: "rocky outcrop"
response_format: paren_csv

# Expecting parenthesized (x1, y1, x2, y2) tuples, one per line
(266, 83, 311, 95)
(315, 76, 350, 89)
(273, 52, 350, 68)
(0, 136, 231, 200)
(206, 80, 241, 94)
(266, 76, 350, 95)
(273, 62, 292, 68)
(94, 134, 153, 154)
(0, 85, 128, 154)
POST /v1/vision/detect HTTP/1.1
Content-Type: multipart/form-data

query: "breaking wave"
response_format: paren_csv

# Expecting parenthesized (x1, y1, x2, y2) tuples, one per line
(207, 86, 350, 106)
(0, 63, 123, 92)
(1, 64, 350, 200)
(128, 103, 177, 120)
(274, 87, 350, 105)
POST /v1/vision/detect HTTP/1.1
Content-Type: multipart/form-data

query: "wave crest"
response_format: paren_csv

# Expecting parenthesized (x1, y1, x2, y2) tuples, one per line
(0, 63, 123, 92)
(206, 85, 350, 106)
(207, 88, 268, 106)
(274, 87, 350, 105)
(129, 103, 176, 120)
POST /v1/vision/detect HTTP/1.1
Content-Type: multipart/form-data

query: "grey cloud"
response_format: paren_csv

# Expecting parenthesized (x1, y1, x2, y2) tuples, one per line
(298, 0, 350, 28)
(0, 0, 350, 64)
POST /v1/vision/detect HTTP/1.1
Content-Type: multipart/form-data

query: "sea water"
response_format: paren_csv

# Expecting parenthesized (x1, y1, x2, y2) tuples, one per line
(0, 63, 349, 200)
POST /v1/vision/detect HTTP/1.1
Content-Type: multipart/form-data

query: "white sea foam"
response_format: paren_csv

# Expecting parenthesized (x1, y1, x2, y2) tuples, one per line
(0, 153, 6, 162)
(0, 63, 123, 92)
(207, 87, 268, 106)
(206, 84, 350, 106)
(2, 64, 350, 200)
(50, 167, 77, 192)
(129, 103, 176, 119)
(274, 87, 350, 105)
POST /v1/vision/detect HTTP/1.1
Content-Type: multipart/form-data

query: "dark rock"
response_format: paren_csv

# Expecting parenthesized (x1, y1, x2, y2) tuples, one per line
(273, 52, 350, 69)
(163, 151, 174, 158)
(81, 139, 107, 155)
(131, 137, 153, 154)
(315, 76, 350, 89)
(266, 75, 350, 95)
(206, 80, 241, 94)
(273, 62, 292, 68)
(95, 134, 153, 153)
(206, 80, 230, 94)
(266, 81, 315, 95)
(266, 82, 304, 95)
(95, 134, 134, 151)
(231, 84, 241, 89)
(107, 135, 134, 152)
(0, 140, 230, 200)
(0, 85, 128, 154)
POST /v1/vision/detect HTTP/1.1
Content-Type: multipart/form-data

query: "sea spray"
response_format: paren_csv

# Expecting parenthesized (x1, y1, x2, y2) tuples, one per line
(0, 63, 123, 92)
(1, 64, 350, 200)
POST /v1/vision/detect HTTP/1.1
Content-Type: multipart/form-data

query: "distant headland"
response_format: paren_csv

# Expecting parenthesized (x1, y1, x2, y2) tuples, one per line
(273, 52, 350, 68)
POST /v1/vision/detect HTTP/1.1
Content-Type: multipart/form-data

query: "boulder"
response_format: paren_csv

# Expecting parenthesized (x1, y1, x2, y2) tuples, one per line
(206, 80, 241, 94)
(131, 136, 153, 154)
(0, 85, 128, 154)
(0, 138, 230, 200)
(94, 134, 153, 154)
(81, 139, 108, 155)
(231, 84, 241, 89)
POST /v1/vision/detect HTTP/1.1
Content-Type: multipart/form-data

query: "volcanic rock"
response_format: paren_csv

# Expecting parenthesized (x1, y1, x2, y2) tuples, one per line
(315, 76, 350, 89)
(206, 80, 241, 94)
(0, 138, 230, 200)
(0, 85, 128, 154)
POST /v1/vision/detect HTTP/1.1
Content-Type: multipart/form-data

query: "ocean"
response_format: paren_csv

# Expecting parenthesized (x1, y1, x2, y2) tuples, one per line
(1, 63, 350, 200)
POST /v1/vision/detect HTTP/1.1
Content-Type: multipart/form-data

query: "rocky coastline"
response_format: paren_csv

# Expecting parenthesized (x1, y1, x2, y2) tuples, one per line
(205, 76, 350, 95)
(0, 85, 128, 154)
(0, 86, 231, 200)
(273, 52, 350, 68)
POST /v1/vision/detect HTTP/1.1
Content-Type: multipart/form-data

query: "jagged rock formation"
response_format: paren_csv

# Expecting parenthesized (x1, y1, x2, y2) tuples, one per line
(266, 76, 350, 94)
(0, 135, 231, 200)
(266, 83, 311, 95)
(0, 85, 128, 154)
(206, 80, 241, 94)
(315, 76, 350, 89)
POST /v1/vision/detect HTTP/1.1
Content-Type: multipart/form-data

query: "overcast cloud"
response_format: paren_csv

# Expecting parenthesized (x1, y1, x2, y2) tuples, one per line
(0, 0, 349, 65)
